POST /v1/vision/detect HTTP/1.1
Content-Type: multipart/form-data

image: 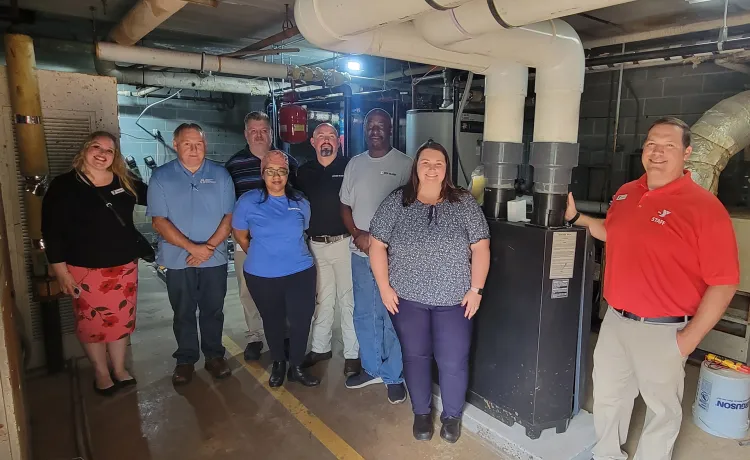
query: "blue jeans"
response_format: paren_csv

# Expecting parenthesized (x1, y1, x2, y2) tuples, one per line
(165, 264, 228, 365)
(390, 298, 473, 419)
(351, 254, 403, 385)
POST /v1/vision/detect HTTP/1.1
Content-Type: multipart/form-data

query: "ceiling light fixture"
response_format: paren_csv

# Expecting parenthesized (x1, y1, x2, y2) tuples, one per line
(346, 60, 362, 72)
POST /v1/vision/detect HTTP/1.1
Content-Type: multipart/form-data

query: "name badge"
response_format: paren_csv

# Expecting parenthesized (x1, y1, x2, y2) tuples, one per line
(111, 188, 125, 195)
(200, 178, 216, 184)
(616, 194, 628, 201)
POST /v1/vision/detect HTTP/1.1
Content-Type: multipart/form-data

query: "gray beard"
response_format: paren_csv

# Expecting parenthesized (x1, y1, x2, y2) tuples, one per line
(320, 146, 334, 157)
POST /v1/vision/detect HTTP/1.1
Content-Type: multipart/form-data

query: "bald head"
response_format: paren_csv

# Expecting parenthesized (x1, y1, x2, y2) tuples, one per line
(365, 108, 392, 155)
(311, 122, 340, 165)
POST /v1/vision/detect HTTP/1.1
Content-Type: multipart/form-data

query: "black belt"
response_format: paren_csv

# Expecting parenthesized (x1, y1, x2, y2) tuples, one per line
(309, 233, 349, 244)
(614, 308, 691, 324)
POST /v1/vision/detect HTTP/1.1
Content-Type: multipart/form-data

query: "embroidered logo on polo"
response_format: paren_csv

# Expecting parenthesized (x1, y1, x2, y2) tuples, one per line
(616, 194, 628, 201)
(111, 188, 125, 195)
(651, 209, 671, 226)
(288, 207, 301, 211)
(200, 178, 216, 184)
(380, 171, 397, 176)
(331, 174, 344, 178)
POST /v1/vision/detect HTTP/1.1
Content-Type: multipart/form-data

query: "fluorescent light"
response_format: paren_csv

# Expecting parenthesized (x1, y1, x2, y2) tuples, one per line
(686, 0, 714, 3)
(346, 60, 362, 72)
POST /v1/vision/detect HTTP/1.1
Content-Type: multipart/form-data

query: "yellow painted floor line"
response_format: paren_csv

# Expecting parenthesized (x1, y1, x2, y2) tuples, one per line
(223, 336, 364, 460)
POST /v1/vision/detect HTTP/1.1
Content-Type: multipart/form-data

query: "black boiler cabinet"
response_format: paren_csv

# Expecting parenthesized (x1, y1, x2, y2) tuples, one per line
(467, 221, 594, 439)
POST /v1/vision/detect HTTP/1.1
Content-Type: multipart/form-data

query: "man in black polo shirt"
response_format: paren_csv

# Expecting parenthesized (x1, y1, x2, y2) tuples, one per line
(297, 123, 361, 377)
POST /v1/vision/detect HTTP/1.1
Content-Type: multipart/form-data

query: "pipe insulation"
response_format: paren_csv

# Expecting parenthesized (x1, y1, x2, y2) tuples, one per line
(96, 42, 350, 85)
(685, 90, 750, 194)
(109, 0, 187, 46)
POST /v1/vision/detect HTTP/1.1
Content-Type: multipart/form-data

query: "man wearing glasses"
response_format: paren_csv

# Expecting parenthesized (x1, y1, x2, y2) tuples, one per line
(226, 111, 299, 361)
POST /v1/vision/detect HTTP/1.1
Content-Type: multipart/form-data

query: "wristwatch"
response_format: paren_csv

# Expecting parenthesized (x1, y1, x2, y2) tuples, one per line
(470, 287, 484, 296)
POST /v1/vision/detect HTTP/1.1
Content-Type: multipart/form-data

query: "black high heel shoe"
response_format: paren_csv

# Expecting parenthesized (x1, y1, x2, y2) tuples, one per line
(269, 361, 286, 388)
(287, 365, 320, 387)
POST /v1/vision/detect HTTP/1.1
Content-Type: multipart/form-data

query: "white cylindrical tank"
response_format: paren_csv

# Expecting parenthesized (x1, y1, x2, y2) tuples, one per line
(406, 109, 453, 157)
(693, 360, 750, 439)
(406, 109, 484, 187)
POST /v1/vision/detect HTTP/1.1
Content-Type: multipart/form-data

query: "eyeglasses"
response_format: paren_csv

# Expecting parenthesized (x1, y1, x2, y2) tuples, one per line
(264, 168, 289, 177)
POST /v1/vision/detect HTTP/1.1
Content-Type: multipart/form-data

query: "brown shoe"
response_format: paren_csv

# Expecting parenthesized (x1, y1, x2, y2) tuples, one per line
(344, 358, 362, 378)
(172, 364, 194, 386)
(205, 357, 231, 380)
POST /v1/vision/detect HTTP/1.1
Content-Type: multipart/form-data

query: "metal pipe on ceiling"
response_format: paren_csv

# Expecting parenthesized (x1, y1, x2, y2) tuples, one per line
(585, 37, 750, 67)
(583, 12, 750, 49)
(223, 27, 301, 57)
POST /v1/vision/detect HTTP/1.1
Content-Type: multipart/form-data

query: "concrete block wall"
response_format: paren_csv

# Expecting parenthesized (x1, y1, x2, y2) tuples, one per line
(575, 62, 750, 199)
(117, 85, 266, 239)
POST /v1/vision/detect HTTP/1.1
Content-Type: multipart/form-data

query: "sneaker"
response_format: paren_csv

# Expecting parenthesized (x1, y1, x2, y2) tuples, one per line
(387, 383, 408, 404)
(345, 372, 383, 389)
(243, 341, 263, 361)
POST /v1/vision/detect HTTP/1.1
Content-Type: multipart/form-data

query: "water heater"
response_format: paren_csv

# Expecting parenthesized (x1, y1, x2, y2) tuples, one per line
(406, 109, 483, 188)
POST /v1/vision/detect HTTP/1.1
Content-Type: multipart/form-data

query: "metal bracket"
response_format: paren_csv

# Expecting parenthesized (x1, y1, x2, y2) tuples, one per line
(24, 175, 49, 196)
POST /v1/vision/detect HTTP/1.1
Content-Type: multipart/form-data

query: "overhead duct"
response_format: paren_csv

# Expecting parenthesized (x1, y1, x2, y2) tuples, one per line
(686, 91, 750, 194)
(109, 0, 188, 46)
(96, 42, 350, 86)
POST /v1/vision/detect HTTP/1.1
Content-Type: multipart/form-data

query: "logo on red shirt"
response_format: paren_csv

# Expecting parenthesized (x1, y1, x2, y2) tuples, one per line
(652, 209, 671, 225)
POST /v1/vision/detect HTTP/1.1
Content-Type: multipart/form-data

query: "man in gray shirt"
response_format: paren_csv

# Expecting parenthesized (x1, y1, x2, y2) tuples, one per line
(340, 108, 413, 404)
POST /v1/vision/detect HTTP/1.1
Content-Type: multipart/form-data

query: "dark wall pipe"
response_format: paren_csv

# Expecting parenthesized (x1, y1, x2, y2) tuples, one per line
(586, 37, 750, 67)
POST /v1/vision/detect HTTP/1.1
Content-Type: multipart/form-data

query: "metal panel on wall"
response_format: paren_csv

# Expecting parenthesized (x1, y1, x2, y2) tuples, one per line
(0, 67, 118, 369)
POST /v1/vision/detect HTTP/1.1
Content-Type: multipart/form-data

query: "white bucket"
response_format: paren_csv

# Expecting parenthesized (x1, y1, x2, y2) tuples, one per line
(692, 360, 750, 439)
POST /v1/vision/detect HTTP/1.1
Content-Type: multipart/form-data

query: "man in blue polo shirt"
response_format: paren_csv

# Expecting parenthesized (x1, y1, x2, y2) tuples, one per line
(147, 123, 235, 386)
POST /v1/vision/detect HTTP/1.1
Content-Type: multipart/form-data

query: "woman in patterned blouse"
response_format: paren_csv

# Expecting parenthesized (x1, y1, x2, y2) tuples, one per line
(369, 140, 490, 444)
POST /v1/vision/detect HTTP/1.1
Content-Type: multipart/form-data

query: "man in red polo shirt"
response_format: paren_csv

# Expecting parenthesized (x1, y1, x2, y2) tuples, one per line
(566, 117, 739, 460)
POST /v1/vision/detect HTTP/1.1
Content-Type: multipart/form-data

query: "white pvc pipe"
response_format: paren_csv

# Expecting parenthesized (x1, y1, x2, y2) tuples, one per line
(584, 12, 750, 49)
(483, 62, 528, 143)
(97, 42, 289, 79)
(418, 19, 585, 143)
(317, 22, 490, 74)
(109, 0, 187, 46)
(294, 0, 471, 49)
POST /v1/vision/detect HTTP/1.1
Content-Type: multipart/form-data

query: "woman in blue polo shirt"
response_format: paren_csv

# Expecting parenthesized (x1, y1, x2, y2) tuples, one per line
(232, 150, 319, 387)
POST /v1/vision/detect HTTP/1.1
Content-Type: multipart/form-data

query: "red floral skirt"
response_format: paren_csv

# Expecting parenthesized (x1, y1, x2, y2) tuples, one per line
(67, 261, 138, 343)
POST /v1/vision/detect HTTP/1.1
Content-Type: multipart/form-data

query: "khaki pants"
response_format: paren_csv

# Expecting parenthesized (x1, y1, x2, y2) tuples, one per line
(233, 247, 265, 343)
(592, 308, 688, 460)
(309, 237, 359, 359)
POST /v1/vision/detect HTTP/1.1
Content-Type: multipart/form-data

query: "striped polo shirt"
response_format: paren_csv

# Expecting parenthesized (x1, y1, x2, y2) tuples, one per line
(225, 145, 299, 199)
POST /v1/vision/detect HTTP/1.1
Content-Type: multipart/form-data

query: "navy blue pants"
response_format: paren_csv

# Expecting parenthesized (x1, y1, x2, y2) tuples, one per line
(166, 264, 228, 365)
(390, 298, 473, 420)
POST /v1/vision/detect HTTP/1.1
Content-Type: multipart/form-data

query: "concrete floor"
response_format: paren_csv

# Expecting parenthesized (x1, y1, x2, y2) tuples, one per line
(26, 263, 749, 460)
(30, 263, 504, 460)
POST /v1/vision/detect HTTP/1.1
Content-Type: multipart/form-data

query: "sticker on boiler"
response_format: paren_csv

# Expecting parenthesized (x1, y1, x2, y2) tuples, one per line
(551, 279, 570, 299)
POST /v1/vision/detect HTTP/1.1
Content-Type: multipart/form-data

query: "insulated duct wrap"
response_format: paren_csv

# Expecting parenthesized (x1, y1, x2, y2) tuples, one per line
(686, 90, 750, 194)
(483, 141, 523, 189)
(529, 142, 579, 195)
